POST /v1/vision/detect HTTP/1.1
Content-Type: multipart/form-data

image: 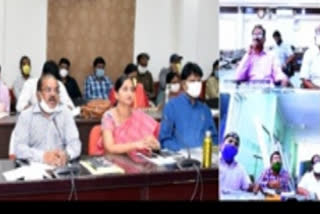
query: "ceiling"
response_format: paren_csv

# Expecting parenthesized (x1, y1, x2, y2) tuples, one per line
(220, 0, 320, 7)
(277, 90, 320, 143)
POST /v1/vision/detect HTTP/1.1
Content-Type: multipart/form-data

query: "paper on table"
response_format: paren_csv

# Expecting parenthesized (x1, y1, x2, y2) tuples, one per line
(138, 153, 178, 166)
(3, 162, 54, 181)
(72, 107, 81, 117)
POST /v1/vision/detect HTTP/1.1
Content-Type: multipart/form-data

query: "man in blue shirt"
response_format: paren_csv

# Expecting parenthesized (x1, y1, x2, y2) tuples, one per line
(159, 62, 218, 151)
(84, 56, 113, 100)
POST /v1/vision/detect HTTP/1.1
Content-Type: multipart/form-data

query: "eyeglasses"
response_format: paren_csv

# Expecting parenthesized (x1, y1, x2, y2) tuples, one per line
(41, 87, 60, 94)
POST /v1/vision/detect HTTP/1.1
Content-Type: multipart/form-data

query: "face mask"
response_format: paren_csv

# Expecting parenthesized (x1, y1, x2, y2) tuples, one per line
(22, 65, 31, 76)
(186, 81, 202, 98)
(39, 97, 57, 114)
(96, 68, 105, 78)
(315, 35, 320, 46)
(170, 83, 180, 93)
(60, 68, 68, 78)
(222, 144, 238, 164)
(138, 65, 148, 74)
(271, 162, 282, 174)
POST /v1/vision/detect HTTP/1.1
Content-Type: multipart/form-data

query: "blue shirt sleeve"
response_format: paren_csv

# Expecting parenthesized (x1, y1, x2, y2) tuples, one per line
(159, 102, 180, 151)
(204, 105, 218, 145)
(84, 76, 92, 100)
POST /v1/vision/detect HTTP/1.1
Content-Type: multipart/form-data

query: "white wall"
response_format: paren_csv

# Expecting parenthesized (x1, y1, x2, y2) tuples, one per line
(134, 0, 219, 81)
(0, 0, 47, 88)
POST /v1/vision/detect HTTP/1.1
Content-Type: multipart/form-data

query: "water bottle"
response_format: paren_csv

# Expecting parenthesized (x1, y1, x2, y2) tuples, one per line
(202, 130, 213, 168)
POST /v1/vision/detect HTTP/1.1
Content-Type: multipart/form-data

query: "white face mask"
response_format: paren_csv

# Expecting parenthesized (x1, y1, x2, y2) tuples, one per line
(170, 83, 180, 93)
(186, 81, 202, 98)
(138, 65, 148, 74)
(60, 68, 68, 78)
(39, 96, 58, 114)
(315, 35, 320, 46)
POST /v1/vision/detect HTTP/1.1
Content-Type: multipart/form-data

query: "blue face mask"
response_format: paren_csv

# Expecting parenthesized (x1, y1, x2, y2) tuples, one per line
(96, 68, 105, 78)
(222, 144, 238, 164)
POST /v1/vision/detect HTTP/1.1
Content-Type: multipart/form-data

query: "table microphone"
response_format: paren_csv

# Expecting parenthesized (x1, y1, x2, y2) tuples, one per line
(163, 116, 200, 169)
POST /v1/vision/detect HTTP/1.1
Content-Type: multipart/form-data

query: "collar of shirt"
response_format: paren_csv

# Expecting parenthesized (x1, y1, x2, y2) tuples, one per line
(92, 75, 106, 81)
(180, 92, 200, 108)
(253, 50, 267, 57)
(32, 103, 63, 116)
(220, 157, 238, 168)
(266, 167, 287, 176)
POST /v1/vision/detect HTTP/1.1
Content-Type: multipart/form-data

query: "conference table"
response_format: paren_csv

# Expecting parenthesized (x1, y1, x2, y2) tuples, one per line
(0, 109, 219, 159)
(0, 154, 218, 201)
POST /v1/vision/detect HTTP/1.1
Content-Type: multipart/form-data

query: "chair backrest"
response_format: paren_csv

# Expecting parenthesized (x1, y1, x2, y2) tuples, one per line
(88, 125, 103, 156)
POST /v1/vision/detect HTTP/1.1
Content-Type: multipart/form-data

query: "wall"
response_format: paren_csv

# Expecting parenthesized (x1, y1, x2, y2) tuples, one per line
(47, 0, 136, 92)
(134, 0, 219, 80)
(133, 0, 176, 81)
(0, 0, 48, 87)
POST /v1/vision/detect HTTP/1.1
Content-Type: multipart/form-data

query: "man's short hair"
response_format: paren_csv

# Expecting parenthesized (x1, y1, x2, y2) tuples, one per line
(270, 151, 281, 162)
(137, 53, 150, 63)
(223, 132, 240, 145)
(93, 56, 106, 67)
(273, 30, 281, 38)
(59, 58, 71, 67)
(181, 62, 203, 81)
(252, 25, 266, 38)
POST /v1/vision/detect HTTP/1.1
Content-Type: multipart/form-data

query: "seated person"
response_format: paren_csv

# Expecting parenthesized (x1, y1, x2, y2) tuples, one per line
(109, 63, 149, 108)
(98, 75, 160, 159)
(84, 56, 113, 101)
(254, 151, 291, 194)
(206, 60, 219, 100)
(235, 25, 288, 86)
(13, 74, 81, 166)
(159, 62, 218, 151)
(136, 53, 155, 101)
(0, 65, 10, 113)
(157, 54, 183, 105)
(16, 60, 74, 112)
(157, 71, 182, 110)
(59, 58, 83, 105)
(219, 132, 253, 194)
(13, 56, 32, 100)
(297, 154, 320, 199)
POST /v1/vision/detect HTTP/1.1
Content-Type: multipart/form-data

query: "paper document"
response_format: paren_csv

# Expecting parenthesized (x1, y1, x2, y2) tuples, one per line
(3, 162, 54, 181)
(72, 107, 81, 117)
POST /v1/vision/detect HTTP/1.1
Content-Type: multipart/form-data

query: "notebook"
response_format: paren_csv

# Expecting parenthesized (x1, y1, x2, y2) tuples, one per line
(80, 157, 125, 175)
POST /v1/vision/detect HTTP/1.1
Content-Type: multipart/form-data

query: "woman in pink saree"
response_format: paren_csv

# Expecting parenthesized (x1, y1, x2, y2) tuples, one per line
(97, 75, 160, 161)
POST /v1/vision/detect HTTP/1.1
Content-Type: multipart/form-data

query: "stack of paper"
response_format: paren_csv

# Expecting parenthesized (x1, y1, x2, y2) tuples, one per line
(3, 162, 54, 181)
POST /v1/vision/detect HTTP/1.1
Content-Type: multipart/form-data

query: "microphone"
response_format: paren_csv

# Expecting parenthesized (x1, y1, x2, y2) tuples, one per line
(163, 115, 200, 169)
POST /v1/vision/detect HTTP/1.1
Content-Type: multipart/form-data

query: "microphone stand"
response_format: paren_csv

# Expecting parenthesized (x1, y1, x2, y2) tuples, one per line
(164, 115, 201, 169)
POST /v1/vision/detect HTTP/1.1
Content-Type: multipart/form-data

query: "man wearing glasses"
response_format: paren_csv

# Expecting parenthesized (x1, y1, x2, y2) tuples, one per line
(219, 132, 253, 195)
(13, 73, 81, 167)
(235, 25, 288, 87)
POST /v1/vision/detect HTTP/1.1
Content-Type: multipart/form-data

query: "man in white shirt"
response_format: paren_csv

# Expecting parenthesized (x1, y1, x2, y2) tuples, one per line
(16, 60, 74, 112)
(300, 25, 320, 89)
(272, 30, 295, 78)
(297, 161, 320, 200)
